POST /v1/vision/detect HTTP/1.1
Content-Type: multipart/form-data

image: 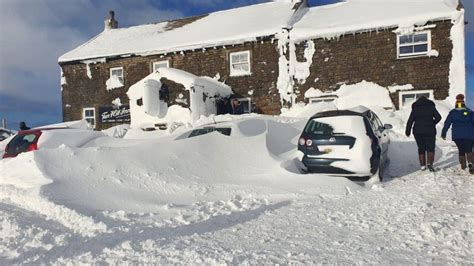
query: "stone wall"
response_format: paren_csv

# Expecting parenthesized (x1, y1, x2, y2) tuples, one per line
(61, 40, 281, 129)
(293, 20, 453, 109)
(61, 20, 454, 129)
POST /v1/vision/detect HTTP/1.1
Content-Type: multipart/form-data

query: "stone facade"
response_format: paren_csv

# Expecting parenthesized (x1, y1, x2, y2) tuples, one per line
(61, 40, 281, 130)
(61, 20, 454, 129)
(293, 20, 453, 109)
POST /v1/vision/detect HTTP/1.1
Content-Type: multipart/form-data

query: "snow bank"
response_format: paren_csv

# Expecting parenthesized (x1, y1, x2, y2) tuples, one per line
(0, 117, 360, 214)
(448, 10, 466, 103)
(335, 81, 394, 109)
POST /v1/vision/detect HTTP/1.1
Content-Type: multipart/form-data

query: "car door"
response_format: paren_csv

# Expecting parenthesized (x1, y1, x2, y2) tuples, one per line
(371, 113, 389, 157)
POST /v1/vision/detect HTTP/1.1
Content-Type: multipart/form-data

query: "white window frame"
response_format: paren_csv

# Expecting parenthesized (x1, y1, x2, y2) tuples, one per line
(397, 31, 431, 59)
(152, 60, 170, 72)
(229, 51, 251, 77)
(83, 107, 96, 129)
(308, 96, 337, 104)
(235, 97, 252, 113)
(110, 67, 124, 83)
(399, 90, 434, 108)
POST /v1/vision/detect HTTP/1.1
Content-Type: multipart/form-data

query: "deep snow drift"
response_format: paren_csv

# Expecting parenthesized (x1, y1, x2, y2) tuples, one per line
(1, 81, 472, 263)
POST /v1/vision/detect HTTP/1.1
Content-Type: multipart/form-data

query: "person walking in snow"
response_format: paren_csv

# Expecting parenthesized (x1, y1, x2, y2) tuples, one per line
(441, 94, 474, 174)
(405, 96, 442, 172)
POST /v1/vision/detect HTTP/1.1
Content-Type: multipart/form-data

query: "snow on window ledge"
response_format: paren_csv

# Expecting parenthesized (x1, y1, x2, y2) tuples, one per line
(230, 69, 252, 77)
(106, 76, 124, 91)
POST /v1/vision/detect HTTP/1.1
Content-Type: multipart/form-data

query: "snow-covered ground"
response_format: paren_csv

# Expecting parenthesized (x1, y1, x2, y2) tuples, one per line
(0, 103, 472, 263)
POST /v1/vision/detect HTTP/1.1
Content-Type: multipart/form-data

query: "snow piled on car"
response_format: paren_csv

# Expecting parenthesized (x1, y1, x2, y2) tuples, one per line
(0, 80, 471, 264)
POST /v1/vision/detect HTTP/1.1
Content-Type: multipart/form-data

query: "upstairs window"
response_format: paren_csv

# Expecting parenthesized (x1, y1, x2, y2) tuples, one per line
(230, 51, 251, 76)
(110, 67, 124, 83)
(83, 107, 96, 128)
(152, 60, 170, 72)
(397, 31, 431, 58)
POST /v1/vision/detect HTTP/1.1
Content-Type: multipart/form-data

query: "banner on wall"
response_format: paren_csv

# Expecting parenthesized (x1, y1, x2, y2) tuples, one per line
(99, 105, 131, 123)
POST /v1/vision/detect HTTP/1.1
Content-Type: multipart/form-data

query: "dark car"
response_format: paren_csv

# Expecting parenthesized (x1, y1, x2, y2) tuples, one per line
(298, 107, 392, 181)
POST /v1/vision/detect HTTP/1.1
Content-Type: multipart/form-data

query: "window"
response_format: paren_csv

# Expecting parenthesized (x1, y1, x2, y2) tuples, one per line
(110, 67, 124, 83)
(83, 107, 96, 128)
(308, 96, 337, 104)
(399, 90, 434, 108)
(234, 97, 252, 113)
(230, 51, 251, 76)
(304, 120, 334, 135)
(152, 60, 170, 72)
(397, 31, 431, 58)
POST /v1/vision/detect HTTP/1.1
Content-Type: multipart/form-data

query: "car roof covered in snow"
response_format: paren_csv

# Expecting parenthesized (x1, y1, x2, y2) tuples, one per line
(58, 1, 296, 63)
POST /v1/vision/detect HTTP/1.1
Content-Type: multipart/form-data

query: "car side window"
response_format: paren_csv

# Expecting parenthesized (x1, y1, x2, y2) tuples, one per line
(372, 113, 384, 131)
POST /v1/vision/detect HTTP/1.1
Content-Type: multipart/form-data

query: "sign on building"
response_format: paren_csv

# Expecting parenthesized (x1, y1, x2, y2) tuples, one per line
(99, 105, 131, 123)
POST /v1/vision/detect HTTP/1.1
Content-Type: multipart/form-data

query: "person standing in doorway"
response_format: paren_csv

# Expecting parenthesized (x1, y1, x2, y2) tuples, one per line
(405, 96, 442, 172)
(441, 94, 474, 174)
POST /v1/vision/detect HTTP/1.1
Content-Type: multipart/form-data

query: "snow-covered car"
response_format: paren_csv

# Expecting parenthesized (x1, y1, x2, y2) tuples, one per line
(175, 124, 233, 140)
(298, 107, 392, 181)
(3, 128, 105, 158)
(0, 128, 16, 142)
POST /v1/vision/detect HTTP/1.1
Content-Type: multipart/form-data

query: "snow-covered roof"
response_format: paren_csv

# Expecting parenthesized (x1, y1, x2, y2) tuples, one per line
(59, 1, 296, 63)
(59, 0, 461, 63)
(291, 0, 459, 41)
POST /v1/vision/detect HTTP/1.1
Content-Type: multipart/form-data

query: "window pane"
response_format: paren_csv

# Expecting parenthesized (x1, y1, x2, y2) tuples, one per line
(304, 120, 334, 135)
(414, 33, 427, 43)
(399, 46, 413, 55)
(232, 63, 250, 72)
(153, 62, 168, 71)
(402, 94, 416, 105)
(231, 53, 248, 64)
(414, 44, 428, 53)
(399, 35, 413, 44)
(240, 100, 250, 113)
(416, 93, 430, 99)
(231, 54, 240, 62)
(112, 69, 122, 76)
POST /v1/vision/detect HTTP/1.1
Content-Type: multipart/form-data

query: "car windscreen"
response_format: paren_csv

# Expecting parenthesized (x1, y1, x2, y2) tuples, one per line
(214, 128, 231, 136)
(6, 134, 37, 155)
(303, 120, 334, 135)
(188, 127, 231, 138)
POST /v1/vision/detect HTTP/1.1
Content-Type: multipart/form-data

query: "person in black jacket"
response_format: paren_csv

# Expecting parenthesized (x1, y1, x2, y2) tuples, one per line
(19, 121, 30, 131)
(405, 96, 442, 172)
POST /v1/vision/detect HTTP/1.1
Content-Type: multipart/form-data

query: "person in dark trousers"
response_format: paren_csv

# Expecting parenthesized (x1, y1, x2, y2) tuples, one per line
(441, 94, 474, 174)
(19, 121, 30, 131)
(405, 96, 442, 172)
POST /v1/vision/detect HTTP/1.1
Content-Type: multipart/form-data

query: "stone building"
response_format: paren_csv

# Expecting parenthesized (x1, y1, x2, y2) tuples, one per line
(59, 0, 466, 130)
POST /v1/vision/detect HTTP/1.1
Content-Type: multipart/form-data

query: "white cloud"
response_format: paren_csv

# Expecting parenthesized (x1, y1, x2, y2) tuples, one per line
(0, 0, 183, 111)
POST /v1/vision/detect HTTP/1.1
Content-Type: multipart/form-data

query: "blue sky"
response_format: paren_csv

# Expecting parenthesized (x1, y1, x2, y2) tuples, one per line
(0, 0, 473, 129)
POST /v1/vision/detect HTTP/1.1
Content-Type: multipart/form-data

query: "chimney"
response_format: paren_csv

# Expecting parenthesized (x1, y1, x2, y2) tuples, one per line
(104, 10, 118, 30)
